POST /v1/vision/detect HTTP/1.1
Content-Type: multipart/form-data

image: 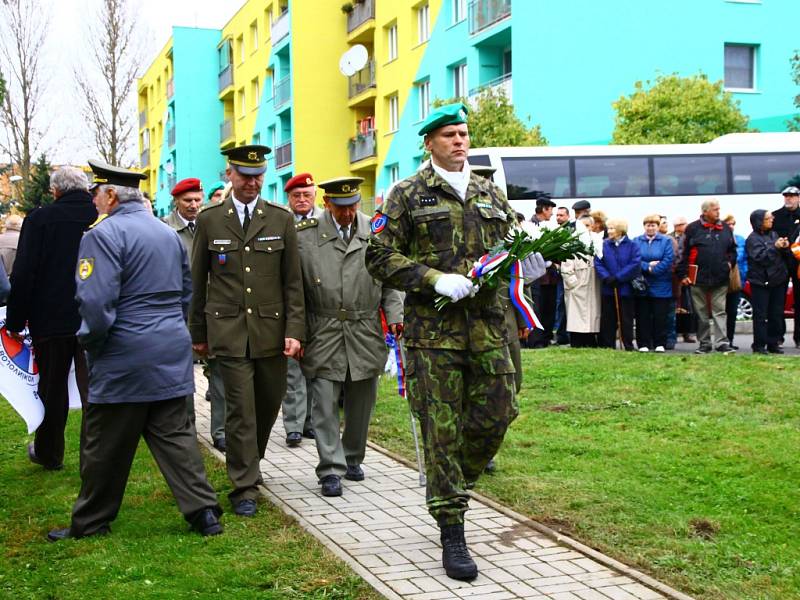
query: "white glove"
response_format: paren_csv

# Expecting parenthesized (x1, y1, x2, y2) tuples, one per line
(521, 252, 550, 284)
(434, 273, 478, 302)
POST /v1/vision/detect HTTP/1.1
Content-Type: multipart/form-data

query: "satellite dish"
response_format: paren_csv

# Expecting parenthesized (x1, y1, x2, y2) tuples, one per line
(339, 44, 369, 77)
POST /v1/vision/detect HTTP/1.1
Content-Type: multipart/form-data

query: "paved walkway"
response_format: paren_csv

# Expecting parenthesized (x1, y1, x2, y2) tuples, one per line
(192, 368, 692, 600)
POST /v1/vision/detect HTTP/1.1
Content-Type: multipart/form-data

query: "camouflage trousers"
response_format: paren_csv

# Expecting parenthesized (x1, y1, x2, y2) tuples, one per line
(405, 346, 518, 526)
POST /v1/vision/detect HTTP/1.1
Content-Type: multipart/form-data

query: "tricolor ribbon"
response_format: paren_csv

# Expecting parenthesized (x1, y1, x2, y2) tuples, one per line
(509, 260, 543, 330)
(469, 251, 509, 278)
(385, 332, 406, 398)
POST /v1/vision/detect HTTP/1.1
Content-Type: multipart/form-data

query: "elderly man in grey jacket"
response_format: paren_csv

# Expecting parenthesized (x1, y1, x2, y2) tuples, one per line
(47, 160, 222, 542)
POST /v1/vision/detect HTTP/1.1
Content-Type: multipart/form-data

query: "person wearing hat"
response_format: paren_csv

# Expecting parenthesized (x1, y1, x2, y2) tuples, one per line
(281, 173, 322, 448)
(47, 160, 222, 541)
(189, 145, 305, 517)
(571, 199, 591, 225)
(365, 103, 547, 581)
(531, 192, 555, 225)
(526, 191, 561, 349)
(772, 185, 800, 346)
(162, 178, 226, 452)
(207, 181, 226, 205)
(296, 177, 402, 497)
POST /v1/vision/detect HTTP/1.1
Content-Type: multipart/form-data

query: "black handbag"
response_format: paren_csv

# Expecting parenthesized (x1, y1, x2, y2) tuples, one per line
(631, 274, 649, 296)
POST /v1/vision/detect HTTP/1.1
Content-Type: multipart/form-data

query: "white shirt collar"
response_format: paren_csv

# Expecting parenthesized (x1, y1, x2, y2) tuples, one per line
(431, 160, 470, 201)
(231, 193, 259, 227)
(293, 208, 315, 222)
(175, 211, 193, 228)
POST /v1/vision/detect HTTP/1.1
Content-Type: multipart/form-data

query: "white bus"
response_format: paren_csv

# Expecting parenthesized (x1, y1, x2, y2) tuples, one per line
(469, 133, 800, 235)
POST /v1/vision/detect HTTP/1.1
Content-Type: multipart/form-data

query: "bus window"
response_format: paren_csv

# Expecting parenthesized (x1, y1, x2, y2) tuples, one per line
(468, 154, 491, 166)
(731, 153, 800, 194)
(501, 157, 571, 199)
(653, 156, 727, 196)
(574, 157, 649, 197)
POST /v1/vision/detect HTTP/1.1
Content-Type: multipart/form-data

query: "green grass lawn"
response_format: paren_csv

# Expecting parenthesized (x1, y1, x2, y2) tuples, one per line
(0, 403, 380, 600)
(370, 348, 800, 600)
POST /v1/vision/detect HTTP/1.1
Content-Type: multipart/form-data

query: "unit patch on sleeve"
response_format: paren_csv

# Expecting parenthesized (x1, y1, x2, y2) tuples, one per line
(78, 258, 95, 280)
(370, 212, 388, 234)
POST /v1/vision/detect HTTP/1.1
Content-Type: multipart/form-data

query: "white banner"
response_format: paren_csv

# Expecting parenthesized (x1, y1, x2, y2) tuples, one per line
(0, 307, 81, 434)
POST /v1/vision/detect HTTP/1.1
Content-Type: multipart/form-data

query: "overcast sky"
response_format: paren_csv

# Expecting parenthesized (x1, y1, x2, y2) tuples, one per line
(23, 0, 240, 165)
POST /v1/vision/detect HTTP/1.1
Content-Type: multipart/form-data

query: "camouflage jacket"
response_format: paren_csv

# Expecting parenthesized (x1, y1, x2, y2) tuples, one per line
(365, 163, 515, 351)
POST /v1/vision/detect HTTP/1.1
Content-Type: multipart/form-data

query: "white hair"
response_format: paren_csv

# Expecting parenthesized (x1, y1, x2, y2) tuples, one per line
(98, 184, 142, 203)
(50, 166, 89, 193)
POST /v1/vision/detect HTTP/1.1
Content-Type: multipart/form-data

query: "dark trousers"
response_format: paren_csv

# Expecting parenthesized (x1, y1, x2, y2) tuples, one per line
(599, 293, 634, 350)
(779, 268, 799, 344)
(725, 291, 740, 344)
(33, 336, 88, 468)
(569, 332, 597, 348)
(751, 285, 785, 350)
(70, 397, 219, 537)
(528, 283, 556, 348)
(554, 281, 569, 344)
(635, 297, 670, 349)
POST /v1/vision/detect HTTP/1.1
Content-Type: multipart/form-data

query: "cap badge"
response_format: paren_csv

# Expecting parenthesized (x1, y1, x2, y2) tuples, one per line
(342, 184, 351, 192)
(248, 151, 258, 160)
(305, 177, 313, 184)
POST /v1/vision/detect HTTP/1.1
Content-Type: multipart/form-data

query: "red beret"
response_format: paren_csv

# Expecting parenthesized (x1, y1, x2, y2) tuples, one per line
(284, 172, 315, 192)
(171, 178, 203, 196)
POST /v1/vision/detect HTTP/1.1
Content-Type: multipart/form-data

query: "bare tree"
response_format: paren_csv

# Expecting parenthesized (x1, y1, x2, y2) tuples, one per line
(0, 0, 50, 182)
(75, 0, 142, 166)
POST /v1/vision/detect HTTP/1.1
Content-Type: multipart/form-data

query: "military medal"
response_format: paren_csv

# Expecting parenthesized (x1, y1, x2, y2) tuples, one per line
(218, 254, 227, 265)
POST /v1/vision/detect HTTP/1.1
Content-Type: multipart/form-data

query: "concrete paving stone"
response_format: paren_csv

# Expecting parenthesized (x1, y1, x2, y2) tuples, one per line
(379, 568, 428, 582)
(355, 554, 387, 569)
(541, 551, 586, 562)
(619, 583, 665, 599)
(551, 593, 585, 600)
(548, 559, 589, 575)
(373, 552, 412, 567)
(535, 581, 592, 595)
(501, 580, 543, 597)
(502, 563, 540, 580)
(525, 575, 581, 589)
(596, 586, 645, 600)
(510, 536, 543, 551)
(481, 567, 518, 584)
(586, 576, 638, 588)
(572, 558, 613, 573)
(406, 592, 454, 600)
(407, 576, 447, 593)
(457, 591, 516, 600)
(572, 570, 621, 583)
(491, 552, 542, 567)
(385, 579, 422, 596)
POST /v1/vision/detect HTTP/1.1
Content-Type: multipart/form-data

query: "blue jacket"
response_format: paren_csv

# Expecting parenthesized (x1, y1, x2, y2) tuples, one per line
(75, 201, 194, 404)
(595, 236, 642, 297)
(633, 233, 674, 298)
(733, 233, 748, 282)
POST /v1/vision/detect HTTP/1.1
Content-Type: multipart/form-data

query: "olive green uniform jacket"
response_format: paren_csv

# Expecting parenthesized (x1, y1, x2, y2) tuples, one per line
(297, 210, 403, 381)
(189, 196, 305, 357)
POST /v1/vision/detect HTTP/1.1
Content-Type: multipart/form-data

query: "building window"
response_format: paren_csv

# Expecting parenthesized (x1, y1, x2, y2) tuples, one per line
(388, 94, 399, 132)
(389, 164, 400, 184)
(453, 62, 467, 98)
(238, 35, 245, 64)
(219, 39, 233, 71)
(452, 0, 467, 23)
(250, 20, 258, 51)
(724, 44, 756, 90)
(417, 3, 430, 43)
(269, 183, 278, 202)
(417, 80, 430, 121)
(239, 88, 246, 115)
(387, 24, 398, 61)
(253, 132, 261, 144)
(251, 78, 260, 107)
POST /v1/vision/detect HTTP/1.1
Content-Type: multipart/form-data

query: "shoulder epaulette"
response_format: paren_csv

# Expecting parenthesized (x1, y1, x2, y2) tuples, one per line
(266, 201, 291, 213)
(88, 213, 109, 229)
(296, 218, 319, 231)
(200, 201, 225, 213)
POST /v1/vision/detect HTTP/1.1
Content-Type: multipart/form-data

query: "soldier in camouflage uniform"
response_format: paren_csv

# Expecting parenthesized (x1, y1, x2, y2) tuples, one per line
(365, 103, 545, 581)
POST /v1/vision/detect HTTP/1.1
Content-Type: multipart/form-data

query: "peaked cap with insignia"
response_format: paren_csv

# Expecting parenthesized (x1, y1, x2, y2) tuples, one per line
(221, 144, 271, 175)
(88, 159, 147, 189)
(318, 176, 365, 206)
(418, 102, 469, 136)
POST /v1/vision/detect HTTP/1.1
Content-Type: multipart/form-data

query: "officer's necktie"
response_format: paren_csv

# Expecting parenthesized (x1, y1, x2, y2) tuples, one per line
(243, 204, 251, 233)
(301, 215, 307, 221)
(188, 221, 195, 233)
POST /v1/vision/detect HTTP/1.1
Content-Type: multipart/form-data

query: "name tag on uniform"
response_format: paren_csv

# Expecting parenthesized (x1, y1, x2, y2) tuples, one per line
(213, 239, 232, 245)
(419, 197, 438, 206)
(258, 235, 281, 241)
(475, 202, 493, 210)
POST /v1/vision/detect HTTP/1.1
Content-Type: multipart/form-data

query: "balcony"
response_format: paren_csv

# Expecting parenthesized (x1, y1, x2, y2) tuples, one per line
(469, 0, 511, 35)
(167, 127, 176, 147)
(274, 76, 291, 109)
(347, 0, 375, 33)
(271, 10, 289, 43)
(218, 64, 233, 93)
(349, 130, 376, 163)
(469, 72, 512, 103)
(167, 78, 174, 99)
(220, 119, 233, 143)
(140, 149, 150, 168)
(139, 110, 147, 128)
(167, 174, 177, 191)
(348, 60, 375, 98)
(275, 141, 292, 169)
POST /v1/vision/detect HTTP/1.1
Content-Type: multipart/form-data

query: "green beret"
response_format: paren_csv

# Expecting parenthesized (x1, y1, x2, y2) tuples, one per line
(207, 180, 226, 199)
(418, 102, 469, 137)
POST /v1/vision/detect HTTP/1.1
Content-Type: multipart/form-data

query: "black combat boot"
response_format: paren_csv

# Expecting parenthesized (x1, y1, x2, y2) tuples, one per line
(440, 524, 478, 581)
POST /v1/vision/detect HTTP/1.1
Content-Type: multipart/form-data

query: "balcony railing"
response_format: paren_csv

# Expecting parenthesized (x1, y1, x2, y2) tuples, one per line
(275, 141, 292, 168)
(167, 127, 176, 147)
(468, 72, 512, 103)
(167, 78, 174, 99)
(167, 174, 177, 191)
(271, 10, 289, 43)
(274, 76, 291, 108)
(348, 60, 376, 98)
(347, 0, 375, 32)
(468, 0, 511, 35)
(349, 130, 376, 163)
(140, 149, 149, 168)
(218, 64, 233, 92)
(139, 110, 147, 128)
(220, 119, 233, 143)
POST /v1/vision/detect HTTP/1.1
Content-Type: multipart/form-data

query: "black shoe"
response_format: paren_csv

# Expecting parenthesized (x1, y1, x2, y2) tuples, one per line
(753, 348, 769, 355)
(345, 464, 364, 481)
(205, 390, 211, 403)
(212, 437, 226, 453)
(484, 458, 496, 473)
(320, 475, 342, 497)
(694, 345, 712, 354)
(47, 525, 110, 542)
(190, 508, 223, 536)
(768, 346, 785, 354)
(302, 428, 316, 440)
(716, 343, 736, 354)
(233, 499, 257, 517)
(28, 443, 63, 471)
(440, 524, 478, 581)
(730, 344, 739, 351)
(286, 432, 302, 447)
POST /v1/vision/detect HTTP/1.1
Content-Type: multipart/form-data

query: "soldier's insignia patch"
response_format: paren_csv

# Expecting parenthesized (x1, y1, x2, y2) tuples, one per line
(371, 213, 388, 234)
(419, 197, 438, 206)
(78, 258, 94, 280)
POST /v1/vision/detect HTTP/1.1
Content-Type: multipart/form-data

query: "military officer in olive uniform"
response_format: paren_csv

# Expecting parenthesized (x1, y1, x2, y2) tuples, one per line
(189, 145, 305, 517)
(296, 177, 403, 497)
(48, 160, 222, 541)
(365, 103, 545, 581)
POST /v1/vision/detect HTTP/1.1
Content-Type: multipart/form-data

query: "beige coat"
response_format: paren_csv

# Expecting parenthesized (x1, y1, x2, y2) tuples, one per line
(561, 256, 601, 333)
(162, 210, 194, 259)
(296, 210, 403, 382)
